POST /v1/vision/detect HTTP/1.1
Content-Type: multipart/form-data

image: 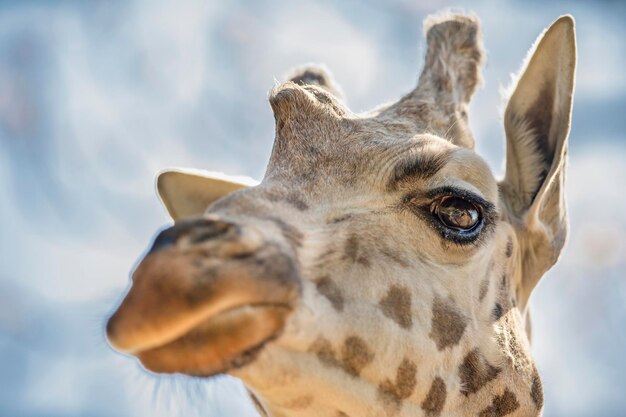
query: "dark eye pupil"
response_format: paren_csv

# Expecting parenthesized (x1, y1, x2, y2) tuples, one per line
(437, 197, 479, 230)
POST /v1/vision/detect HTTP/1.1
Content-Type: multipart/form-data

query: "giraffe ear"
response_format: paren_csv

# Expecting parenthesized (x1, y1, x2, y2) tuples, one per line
(500, 16, 576, 298)
(156, 169, 258, 220)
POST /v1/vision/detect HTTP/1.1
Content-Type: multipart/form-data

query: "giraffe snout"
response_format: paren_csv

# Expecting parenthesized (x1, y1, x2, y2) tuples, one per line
(106, 215, 300, 376)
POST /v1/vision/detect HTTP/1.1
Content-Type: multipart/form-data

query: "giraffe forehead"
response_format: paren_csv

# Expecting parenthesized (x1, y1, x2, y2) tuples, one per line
(266, 129, 470, 194)
(267, 82, 479, 187)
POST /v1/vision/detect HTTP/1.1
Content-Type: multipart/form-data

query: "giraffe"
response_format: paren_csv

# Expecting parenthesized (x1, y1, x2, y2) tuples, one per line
(106, 12, 576, 417)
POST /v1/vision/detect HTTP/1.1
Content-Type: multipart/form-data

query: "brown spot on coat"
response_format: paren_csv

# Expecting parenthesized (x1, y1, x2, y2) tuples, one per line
(316, 276, 344, 311)
(309, 336, 373, 377)
(505, 237, 513, 258)
(341, 336, 374, 377)
(478, 389, 520, 417)
(530, 367, 544, 409)
(379, 285, 413, 329)
(429, 296, 468, 350)
(344, 234, 371, 267)
(421, 377, 446, 416)
(458, 349, 500, 396)
(378, 358, 418, 406)
(309, 337, 341, 368)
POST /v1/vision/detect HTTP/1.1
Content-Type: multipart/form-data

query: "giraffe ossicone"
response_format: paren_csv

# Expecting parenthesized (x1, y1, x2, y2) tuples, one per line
(107, 11, 576, 417)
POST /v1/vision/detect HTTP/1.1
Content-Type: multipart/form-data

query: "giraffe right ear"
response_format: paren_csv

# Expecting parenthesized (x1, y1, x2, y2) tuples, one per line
(156, 169, 258, 221)
(500, 16, 576, 301)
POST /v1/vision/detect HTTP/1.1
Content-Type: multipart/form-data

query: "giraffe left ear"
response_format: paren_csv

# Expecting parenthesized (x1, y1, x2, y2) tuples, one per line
(500, 16, 576, 300)
(156, 169, 258, 220)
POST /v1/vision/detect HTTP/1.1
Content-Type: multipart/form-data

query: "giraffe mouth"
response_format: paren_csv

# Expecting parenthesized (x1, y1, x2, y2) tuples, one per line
(106, 222, 301, 377)
(134, 302, 291, 377)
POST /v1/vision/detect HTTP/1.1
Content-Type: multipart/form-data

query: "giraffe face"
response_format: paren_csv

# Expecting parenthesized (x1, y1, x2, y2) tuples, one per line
(106, 12, 576, 417)
(213, 108, 517, 416)
(106, 119, 501, 377)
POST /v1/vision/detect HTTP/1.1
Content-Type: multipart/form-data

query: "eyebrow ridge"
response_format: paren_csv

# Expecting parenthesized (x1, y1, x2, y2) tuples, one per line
(387, 149, 452, 191)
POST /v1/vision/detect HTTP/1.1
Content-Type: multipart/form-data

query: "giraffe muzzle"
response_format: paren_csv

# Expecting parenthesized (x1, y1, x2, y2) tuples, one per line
(106, 216, 301, 377)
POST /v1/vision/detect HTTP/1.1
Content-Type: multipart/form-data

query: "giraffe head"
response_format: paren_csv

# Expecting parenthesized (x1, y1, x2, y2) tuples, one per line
(106, 13, 576, 417)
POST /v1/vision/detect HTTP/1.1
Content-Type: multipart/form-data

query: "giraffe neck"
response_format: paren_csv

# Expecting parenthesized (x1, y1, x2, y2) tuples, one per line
(233, 271, 541, 417)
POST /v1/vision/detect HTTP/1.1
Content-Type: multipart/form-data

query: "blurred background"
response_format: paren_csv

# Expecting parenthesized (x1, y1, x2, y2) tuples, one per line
(0, 0, 624, 416)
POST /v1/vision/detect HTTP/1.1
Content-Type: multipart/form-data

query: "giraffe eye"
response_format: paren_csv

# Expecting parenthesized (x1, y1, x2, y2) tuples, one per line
(432, 196, 481, 231)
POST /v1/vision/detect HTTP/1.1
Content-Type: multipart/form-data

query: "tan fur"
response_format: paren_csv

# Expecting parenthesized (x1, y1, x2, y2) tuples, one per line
(106, 12, 576, 417)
